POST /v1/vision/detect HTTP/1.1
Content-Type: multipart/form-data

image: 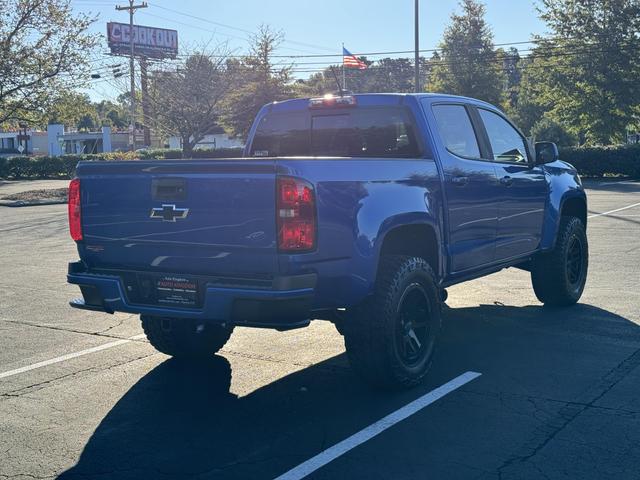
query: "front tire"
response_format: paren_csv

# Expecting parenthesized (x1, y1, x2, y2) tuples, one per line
(141, 316, 233, 358)
(531, 216, 589, 306)
(344, 256, 441, 390)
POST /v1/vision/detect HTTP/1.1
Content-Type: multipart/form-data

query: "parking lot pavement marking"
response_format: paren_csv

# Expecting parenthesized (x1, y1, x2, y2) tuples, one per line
(0, 334, 147, 380)
(588, 201, 640, 219)
(273, 371, 482, 480)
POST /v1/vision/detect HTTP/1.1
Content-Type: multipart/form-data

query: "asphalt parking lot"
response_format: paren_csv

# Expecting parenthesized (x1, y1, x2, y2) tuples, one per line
(1, 180, 639, 480)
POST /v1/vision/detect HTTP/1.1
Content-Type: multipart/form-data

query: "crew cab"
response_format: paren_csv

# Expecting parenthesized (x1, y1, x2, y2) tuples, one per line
(67, 93, 588, 389)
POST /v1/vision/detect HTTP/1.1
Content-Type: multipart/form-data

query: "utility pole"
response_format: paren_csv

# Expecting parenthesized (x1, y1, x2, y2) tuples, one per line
(116, 0, 147, 151)
(414, 0, 420, 93)
(140, 57, 151, 148)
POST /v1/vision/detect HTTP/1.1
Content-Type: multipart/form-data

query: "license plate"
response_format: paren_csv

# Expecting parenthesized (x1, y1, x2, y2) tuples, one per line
(155, 275, 200, 307)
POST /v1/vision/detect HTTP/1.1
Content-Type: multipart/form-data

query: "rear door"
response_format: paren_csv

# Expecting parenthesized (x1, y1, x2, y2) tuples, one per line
(475, 108, 547, 260)
(425, 101, 500, 273)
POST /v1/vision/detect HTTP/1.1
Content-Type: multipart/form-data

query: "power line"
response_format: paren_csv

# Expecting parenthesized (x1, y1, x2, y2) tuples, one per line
(85, 40, 639, 79)
(137, 11, 334, 56)
(144, 1, 336, 53)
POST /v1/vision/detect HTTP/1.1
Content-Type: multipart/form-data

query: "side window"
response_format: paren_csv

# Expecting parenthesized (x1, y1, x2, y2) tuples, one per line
(479, 109, 529, 164)
(431, 104, 481, 159)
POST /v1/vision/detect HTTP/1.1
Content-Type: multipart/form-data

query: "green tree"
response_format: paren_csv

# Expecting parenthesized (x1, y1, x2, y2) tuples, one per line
(293, 72, 335, 97)
(294, 57, 430, 97)
(531, 116, 578, 147)
(358, 57, 430, 93)
(0, 0, 97, 126)
(43, 91, 96, 128)
(530, 0, 640, 144)
(222, 26, 293, 139)
(428, 0, 505, 105)
(148, 50, 232, 155)
(77, 112, 98, 131)
(95, 100, 128, 129)
(512, 57, 549, 135)
(498, 47, 522, 111)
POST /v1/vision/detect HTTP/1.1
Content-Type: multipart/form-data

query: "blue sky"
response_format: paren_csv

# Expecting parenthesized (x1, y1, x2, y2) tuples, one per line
(73, 0, 548, 101)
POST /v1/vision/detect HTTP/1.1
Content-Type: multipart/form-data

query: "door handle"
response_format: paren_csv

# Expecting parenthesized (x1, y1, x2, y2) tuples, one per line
(451, 176, 469, 186)
(500, 176, 513, 187)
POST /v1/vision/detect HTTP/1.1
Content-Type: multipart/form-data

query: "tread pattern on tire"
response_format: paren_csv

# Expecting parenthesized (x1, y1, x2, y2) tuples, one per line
(531, 216, 588, 306)
(344, 255, 441, 389)
(141, 316, 233, 358)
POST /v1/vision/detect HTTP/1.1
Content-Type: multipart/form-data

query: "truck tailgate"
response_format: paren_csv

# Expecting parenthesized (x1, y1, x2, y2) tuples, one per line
(77, 159, 278, 278)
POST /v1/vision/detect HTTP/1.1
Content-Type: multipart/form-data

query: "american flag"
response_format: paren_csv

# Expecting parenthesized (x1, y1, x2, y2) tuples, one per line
(343, 47, 367, 70)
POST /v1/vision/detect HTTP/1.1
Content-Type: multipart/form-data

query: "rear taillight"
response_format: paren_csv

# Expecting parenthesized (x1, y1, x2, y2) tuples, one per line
(277, 176, 316, 252)
(68, 178, 82, 241)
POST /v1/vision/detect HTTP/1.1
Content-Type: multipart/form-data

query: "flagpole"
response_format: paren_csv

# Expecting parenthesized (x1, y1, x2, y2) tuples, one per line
(342, 42, 346, 92)
(414, 0, 420, 92)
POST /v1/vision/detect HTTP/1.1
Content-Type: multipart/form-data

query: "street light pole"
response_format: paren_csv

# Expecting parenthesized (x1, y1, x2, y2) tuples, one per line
(116, 0, 147, 151)
(414, 0, 420, 93)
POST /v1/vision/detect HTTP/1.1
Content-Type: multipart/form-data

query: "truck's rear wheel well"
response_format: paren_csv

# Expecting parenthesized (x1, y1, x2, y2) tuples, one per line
(562, 197, 587, 227)
(379, 224, 439, 275)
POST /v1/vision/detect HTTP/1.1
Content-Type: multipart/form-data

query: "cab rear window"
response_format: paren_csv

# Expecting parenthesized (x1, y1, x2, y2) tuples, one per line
(250, 107, 422, 158)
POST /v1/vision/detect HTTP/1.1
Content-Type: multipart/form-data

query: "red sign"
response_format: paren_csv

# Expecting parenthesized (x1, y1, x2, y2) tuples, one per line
(107, 22, 178, 59)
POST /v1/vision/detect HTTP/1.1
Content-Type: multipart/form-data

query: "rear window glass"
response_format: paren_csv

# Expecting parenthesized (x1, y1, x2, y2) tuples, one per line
(250, 107, 422, 158)
(431, 104, 481, 158)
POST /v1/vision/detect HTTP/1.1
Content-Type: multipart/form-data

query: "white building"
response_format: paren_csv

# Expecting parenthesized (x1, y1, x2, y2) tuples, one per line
(1, 125, 244, 156)
(0, 131, 21, 155)
(168, 133, 244, 151)
(47, 124, 114, 156)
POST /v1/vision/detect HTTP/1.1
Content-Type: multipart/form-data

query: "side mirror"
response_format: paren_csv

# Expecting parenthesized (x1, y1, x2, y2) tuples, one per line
(535, 142, 559, 165)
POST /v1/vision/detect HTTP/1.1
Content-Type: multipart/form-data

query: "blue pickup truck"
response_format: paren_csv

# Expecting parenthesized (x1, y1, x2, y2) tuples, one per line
(67, 93, 588, 389)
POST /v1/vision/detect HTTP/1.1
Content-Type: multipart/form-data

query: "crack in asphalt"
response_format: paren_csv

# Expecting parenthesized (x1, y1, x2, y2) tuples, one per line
(94, 316, 128, 335)
(220, 347, 348, 372)
(493, 346, 640, 479)
(0, 353, 157, 401)
(0, 317, 141, 342)
(0, 474, 56, 480)
(0, 216, 67, 234)
(463, 389, 640, 417)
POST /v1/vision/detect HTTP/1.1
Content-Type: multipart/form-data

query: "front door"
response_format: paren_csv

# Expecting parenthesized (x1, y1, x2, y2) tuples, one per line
(476, 108, 548, 260)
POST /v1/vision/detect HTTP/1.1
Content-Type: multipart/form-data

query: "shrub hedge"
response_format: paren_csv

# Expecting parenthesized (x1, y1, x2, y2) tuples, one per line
(559, 144, 640, 178)
(0, 145, 638, 180)
(0, 148, 244, 179)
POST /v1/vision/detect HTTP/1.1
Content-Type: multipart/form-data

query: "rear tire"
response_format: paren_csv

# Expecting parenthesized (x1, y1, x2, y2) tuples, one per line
(531, 216, 588, 306)
(344, 255, 441, 390)
(141, 316, 233, 358)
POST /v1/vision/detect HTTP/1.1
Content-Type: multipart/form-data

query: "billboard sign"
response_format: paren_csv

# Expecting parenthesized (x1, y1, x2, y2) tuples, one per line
(107, 22, 178, 59)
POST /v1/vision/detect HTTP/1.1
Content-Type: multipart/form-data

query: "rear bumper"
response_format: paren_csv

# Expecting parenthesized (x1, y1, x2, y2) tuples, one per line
(67, 262, 316, 330)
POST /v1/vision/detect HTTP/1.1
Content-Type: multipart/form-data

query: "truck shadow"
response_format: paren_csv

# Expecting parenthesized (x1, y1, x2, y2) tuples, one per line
(58, 303, 640, 480)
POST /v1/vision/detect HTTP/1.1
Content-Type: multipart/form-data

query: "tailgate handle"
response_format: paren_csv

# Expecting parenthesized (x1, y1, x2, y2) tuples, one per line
(152, 178, 187, 201)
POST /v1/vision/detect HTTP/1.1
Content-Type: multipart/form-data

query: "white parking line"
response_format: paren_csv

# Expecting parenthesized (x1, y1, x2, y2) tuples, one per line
(588, 202, 640, 219)
(0, 334, 147, 380)
(273, 371, 482, 480)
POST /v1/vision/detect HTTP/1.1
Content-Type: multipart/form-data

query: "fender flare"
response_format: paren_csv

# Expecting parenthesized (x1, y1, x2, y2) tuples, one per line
(540, 190, 587, 251)
(370, 212, 443, 281)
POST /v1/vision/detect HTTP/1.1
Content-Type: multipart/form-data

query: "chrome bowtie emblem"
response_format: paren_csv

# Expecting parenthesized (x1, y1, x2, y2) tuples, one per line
(150, 204, 189, 222)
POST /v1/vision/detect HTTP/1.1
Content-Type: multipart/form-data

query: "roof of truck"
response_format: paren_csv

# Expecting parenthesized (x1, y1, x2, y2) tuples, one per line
(268, 93, 497, 113)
